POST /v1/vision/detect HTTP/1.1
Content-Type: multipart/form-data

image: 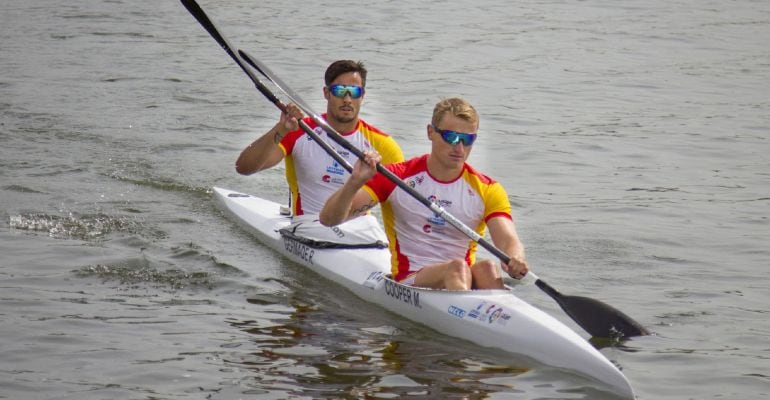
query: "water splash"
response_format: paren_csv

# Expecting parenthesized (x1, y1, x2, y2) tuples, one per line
(74, 263, 214, 290)
(8, 212, 166, 241)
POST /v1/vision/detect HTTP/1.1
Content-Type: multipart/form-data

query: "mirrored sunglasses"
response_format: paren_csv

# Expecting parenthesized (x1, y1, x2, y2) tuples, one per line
(433, 125, 477, 146)
(329, 84, 364, 99)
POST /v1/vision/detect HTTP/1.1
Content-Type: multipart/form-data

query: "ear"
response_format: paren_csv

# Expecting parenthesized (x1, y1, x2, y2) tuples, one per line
(323, 86, 330, 101)
(426, 124, 433, 140)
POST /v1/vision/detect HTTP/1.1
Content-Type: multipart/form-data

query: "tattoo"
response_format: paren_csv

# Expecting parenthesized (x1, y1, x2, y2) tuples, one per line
(350, 200, 377, 217)
(273, 130, 283, 144)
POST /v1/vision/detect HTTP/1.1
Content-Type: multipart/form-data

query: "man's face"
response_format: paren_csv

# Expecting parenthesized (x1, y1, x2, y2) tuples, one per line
(324, 71, 364, 126)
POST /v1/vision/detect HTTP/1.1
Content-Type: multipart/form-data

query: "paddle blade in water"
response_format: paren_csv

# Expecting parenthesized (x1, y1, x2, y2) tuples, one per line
(559, 295, 649, 338)
(535, 279, 648, 338)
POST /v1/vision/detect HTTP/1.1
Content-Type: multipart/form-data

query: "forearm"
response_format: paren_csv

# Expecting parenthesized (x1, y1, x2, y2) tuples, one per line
(319, 180, 364, 226)
(488, 217, 526, 264)
(503, 236, 525, 262)
(235, 123, 284, 175)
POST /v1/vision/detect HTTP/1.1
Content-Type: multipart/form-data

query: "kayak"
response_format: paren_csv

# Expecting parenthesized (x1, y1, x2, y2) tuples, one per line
(212, 186, 635, 398)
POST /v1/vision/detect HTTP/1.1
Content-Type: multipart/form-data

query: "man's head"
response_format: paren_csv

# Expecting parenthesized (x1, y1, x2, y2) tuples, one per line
(430, 97, 479, 129)
(324, 60, 368, 126)
(325, 60, 367, 88)
(428, 97, 479, 169)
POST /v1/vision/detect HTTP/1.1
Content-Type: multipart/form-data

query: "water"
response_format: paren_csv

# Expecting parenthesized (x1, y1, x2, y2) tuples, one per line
(1, 0, 768, 398)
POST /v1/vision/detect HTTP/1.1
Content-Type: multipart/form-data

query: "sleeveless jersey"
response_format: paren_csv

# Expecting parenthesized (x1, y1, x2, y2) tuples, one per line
(279, 115, 403, 215)
(362, 154, 512, 281)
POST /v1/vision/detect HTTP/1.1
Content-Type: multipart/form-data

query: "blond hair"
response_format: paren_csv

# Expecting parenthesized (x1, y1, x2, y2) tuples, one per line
(431, 97, 479, 128)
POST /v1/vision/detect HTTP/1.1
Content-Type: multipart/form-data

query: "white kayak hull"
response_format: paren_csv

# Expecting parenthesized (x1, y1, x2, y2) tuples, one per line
(213, 187, 635, 398)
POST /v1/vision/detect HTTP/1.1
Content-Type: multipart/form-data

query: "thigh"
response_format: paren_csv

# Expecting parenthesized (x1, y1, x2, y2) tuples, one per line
(413, 259, 472, 290)
(412, 262, 454, 289)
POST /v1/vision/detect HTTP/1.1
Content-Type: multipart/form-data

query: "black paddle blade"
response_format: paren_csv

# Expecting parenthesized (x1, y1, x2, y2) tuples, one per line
(536, 280, 649, 338)
(180, 0, 230, 52)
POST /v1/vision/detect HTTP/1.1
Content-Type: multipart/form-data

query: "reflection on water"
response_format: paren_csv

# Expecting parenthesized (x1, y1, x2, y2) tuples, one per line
(225, 297, 531, 398)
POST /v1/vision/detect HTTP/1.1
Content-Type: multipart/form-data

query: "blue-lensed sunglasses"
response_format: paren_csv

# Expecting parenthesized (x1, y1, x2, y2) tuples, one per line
(433, 125, 477, 146)
(329, 84, 364, 99)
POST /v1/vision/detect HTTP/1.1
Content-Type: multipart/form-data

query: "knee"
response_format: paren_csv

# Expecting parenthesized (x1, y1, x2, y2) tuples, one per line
(474, 259, 499, 276)
(470, 259, 504, 290)
(446, 259, 472, 282)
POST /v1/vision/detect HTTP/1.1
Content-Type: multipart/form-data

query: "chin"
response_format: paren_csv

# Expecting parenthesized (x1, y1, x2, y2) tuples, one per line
(333, 113, 356, 124)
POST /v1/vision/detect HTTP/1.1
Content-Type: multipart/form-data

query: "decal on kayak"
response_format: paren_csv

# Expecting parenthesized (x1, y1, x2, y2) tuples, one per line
(283, 236, 315, 265)
(448, 305, 467, 318)
(363, 271, 385, 289)
(468, 301, 511, 326)
(384, 280, 421, 308)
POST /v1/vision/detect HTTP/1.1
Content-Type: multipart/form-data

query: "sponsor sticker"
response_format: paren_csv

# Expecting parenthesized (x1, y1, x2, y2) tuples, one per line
(467, 301, 510, 325)
(448, 305, 466, 318)
(363, 271, 384, 289)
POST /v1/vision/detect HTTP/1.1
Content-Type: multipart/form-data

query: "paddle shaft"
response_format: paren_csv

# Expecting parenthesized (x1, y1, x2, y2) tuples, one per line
(179, 0, 352, 174)
(236, 51, 653, 339)
(235, 50, 516, 265)
(180, 0, 647, 338)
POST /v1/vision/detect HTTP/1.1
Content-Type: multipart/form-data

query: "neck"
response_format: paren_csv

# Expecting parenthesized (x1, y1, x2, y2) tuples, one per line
(426, 154, 464, 182)
(326, 115, 359, 134)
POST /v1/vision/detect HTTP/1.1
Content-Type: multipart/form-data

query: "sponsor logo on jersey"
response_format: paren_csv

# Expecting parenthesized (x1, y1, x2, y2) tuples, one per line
(335, 148, 351, 158)
(326, 160, 346, 175)
(428, 214, 446, 226)
(427, 195, 453, 209)
(426, 195, 451, 226)
(407, 176, 424, 189)
(321, 174, 345, 185)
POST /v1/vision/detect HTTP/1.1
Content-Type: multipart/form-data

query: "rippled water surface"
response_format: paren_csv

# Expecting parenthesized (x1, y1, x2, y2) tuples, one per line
(2, 0, 768, 399)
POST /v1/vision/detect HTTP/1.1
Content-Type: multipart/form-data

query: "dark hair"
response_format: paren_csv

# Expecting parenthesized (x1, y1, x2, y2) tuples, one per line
(324, 60, 367, 87)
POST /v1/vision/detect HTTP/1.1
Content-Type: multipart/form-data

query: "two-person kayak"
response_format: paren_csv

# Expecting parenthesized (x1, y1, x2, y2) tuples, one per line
(212, 186, 635, 398)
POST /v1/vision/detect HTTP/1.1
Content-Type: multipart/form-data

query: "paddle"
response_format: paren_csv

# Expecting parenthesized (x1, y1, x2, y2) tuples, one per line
(238, 50, 649, 339)
(179, 0, 648, 339)
(178, 0, 353, 174)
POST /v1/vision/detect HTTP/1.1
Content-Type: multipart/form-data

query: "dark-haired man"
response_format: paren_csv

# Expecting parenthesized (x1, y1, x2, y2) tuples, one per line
(236, 60, 403, 216)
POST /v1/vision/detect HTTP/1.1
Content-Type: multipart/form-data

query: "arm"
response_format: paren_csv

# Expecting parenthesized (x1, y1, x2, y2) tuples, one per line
(487, 216, 529, 279)
(319, 151, 381, 226)
(235, 103, 302, 175)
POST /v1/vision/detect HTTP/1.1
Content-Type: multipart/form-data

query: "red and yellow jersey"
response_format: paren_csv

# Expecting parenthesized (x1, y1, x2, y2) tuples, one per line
(279, 115, 403, 215)
(362, 154, 512, 281)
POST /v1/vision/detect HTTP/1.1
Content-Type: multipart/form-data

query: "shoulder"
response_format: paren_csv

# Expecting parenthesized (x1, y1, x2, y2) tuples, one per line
(367, 155, 427, 198)
(359, 119, 404, 163)
(463, 163, 497, 185)
(462, 164, 509, 204)
(357, 119, 391, 137)
(387, 154, 428, 176)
